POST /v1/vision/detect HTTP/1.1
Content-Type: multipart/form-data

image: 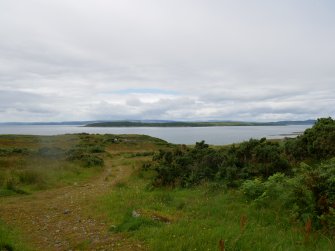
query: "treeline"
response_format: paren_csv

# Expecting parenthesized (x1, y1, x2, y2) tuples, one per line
(147, 117, 335, 232)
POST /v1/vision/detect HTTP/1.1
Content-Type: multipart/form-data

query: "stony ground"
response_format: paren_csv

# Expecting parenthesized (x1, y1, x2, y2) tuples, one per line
(0, 151, 145, 251)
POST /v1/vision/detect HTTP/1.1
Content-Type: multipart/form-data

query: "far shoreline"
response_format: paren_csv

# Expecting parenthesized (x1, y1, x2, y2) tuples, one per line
(84, 120, 315, 128)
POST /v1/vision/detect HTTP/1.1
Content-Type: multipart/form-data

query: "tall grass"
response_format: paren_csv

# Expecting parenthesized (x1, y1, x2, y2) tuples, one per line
(0, 134, 106, 196)
(98, 170, 335, 251)
(0, 133, 168, 196)
(0, 220, 31, 251)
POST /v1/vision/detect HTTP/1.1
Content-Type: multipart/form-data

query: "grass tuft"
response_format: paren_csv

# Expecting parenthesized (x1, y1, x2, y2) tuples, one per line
(110, 210, 161, 233)
(0, 221, 30, 251)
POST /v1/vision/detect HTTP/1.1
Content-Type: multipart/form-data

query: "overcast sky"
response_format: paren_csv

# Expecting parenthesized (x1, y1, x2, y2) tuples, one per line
(0, 0, 334, 122)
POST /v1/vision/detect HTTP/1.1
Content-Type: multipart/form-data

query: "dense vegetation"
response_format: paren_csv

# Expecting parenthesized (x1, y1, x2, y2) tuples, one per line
(148, 117, 335, 233)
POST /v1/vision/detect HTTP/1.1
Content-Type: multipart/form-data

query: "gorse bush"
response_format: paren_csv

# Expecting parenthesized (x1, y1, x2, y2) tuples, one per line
(150, 118, 335, 187)
(147, 117, 335, 232)
(285, 117, 335, 160)
(151, 141, 227, 187)
(296, 159, 335, 232)
(241, 178, 266, 201)
(240, 159, 335, 233)
(151, 138, 291, 187)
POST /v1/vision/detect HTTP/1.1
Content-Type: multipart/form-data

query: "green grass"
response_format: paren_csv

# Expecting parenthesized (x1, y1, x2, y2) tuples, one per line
(98, 170, 335, 251)
(0, 220, 31, 251)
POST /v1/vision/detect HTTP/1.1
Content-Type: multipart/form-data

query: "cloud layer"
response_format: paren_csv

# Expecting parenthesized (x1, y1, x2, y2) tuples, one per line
(1, 0, 334, 122)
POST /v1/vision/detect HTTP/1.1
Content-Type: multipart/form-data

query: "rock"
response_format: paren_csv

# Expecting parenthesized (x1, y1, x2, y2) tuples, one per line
(132, 210, 140, 218)
(63, 209, 71, 214)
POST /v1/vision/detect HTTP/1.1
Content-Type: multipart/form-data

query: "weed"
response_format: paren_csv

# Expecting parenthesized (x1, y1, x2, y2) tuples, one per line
(111, 211, 161, 232)
(305, 217, 312, 243)
(115, 181, 128, 188)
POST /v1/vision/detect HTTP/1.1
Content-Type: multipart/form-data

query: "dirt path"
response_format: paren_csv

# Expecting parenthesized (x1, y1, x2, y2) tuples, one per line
(0, 153, 144, 251)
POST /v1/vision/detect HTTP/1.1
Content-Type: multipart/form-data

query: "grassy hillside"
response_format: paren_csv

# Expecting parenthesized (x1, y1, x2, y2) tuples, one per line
(0, 118, 333, 250)
(0, 133, 168, 196)
(0, 133, 170, 250)
(0, 134, 103, 196)
(97, 117, 334, 250)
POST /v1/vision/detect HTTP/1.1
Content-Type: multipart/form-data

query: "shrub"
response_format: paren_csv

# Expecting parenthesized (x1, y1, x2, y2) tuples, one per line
(0, 147, 29, 156)
(66, 143, 104, 168)
(287, 117, 335, 160)
(17, 169, 46, 186)
(240, 160, 335, 232)
(151, 138, 292, 187)
(87, 145, 105, 153)
(66, 134, 105, 164)
(241, 178, 265, 201)
(293, 159, 335, 230)
(82, 155, 104, 167)
(66, 148, 87, 161)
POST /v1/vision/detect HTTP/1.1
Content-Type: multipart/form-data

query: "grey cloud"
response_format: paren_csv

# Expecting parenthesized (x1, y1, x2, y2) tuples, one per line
(0, 0, 334, 122)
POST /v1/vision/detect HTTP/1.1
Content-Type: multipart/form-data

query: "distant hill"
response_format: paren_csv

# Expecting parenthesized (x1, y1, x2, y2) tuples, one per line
(0, 120, 174, 125)
(266, 120, 316, 125)
(85, 120, 316, 127)
(0, 121, 90, 125)
(0, 119, 316, 127)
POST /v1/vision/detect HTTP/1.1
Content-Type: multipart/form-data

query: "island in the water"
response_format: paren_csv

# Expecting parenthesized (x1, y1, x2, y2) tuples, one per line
(84, 119, 315, 127)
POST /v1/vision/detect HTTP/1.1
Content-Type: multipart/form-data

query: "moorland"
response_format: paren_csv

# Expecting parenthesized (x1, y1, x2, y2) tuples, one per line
(0, 118, 334, 251)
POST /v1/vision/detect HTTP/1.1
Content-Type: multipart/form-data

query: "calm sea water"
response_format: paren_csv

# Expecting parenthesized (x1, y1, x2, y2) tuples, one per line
(0, 124, 311, 145)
